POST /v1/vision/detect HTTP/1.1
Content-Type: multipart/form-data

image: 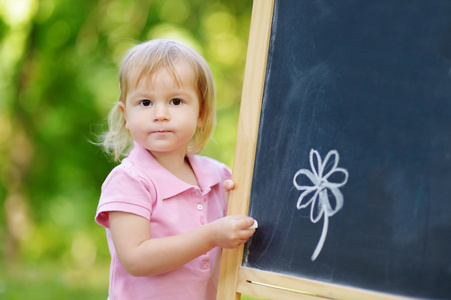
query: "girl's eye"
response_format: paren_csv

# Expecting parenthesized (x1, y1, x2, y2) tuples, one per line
(171, 98, 182, 105)
(140, 100, 151, 106)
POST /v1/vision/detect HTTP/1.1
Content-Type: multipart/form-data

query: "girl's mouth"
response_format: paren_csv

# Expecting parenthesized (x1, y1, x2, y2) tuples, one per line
(151, 130, 171, 135)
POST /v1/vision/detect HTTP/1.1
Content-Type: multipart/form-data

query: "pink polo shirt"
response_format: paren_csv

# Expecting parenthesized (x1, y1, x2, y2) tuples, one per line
(95, 143, 231, 300)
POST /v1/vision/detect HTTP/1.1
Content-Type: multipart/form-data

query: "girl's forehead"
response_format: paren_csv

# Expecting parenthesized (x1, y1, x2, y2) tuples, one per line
(131, 62, 198, 91)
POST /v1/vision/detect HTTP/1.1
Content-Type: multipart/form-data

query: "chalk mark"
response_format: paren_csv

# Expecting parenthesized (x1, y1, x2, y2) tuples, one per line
(293, 149, 349, 261)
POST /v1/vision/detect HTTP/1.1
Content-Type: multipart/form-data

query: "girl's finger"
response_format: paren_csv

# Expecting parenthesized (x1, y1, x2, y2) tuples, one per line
(223, 179, 235, 191)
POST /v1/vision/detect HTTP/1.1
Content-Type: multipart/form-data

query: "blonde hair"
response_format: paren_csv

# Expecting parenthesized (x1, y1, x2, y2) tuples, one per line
(101, 39, 216, 161)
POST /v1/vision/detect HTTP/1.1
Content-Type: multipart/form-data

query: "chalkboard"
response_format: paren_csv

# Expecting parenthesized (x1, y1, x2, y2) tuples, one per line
(239, 1, 451, 300)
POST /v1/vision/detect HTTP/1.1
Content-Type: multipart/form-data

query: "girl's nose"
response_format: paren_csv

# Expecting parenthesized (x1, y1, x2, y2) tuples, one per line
(153, 104, 169, 122)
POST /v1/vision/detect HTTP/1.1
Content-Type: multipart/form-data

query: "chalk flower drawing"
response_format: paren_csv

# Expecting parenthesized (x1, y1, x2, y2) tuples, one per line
(293, 149, 349, 261)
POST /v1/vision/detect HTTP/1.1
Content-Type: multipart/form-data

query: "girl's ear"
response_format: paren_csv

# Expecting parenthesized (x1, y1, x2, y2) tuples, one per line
(118, 102, 128, 127)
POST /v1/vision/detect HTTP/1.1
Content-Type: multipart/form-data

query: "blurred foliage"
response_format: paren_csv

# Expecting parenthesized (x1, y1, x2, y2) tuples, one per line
(0, 0, 265, 298)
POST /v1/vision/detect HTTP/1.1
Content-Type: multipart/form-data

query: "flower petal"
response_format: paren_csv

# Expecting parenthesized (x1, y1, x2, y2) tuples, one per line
(293, 168, 317, 190)
(322, 150, 339, 180)
(325, 186, 344, 216)
(297, 188, 318, 210)
(324, 167, 349, 187)
(310, 189, 327, 223)
(310, 149, 322, 179)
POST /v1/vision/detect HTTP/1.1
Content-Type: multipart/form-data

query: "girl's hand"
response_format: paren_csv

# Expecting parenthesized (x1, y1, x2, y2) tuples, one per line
(110, 212, 254, 276)
(208, 215, 256, 249)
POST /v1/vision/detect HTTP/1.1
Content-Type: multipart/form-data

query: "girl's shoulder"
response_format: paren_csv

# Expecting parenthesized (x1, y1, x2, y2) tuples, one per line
(102, 157, 154, 191)
(97, 158, 157, 228)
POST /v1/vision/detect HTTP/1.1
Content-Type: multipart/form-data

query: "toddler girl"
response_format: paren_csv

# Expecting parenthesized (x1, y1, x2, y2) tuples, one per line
(95, 39, 255, 299)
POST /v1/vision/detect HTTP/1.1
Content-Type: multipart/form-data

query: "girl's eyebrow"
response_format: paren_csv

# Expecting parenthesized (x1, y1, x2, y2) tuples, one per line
(127, 90, 155, 101)
(129, 91, 152, 98)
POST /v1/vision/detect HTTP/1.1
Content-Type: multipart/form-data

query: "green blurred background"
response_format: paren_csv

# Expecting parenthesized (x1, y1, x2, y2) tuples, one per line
(0, 0, 265, 298)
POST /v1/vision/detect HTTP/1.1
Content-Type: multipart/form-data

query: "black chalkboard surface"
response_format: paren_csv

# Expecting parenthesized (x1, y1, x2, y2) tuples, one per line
(244, 1, 451, 299)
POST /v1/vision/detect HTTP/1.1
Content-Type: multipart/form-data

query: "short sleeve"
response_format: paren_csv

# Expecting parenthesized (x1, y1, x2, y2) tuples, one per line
(95, 165, 156, 228)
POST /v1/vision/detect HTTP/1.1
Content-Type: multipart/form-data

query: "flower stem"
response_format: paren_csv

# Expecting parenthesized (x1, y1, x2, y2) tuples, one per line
(311, 212, 328, 261)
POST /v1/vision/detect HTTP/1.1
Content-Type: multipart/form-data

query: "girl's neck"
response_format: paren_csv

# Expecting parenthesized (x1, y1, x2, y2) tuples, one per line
(149, 150, 199, 187)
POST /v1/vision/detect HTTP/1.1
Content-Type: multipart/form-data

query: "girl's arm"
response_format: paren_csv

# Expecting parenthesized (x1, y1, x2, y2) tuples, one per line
(109, 211, 255, 277)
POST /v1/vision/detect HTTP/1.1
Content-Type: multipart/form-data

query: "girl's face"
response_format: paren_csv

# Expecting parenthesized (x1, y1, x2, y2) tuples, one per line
(120, 62, 202, 157)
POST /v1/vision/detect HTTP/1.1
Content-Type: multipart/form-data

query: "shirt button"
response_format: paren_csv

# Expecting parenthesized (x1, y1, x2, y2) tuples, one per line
(200, 216, 205, 225)
(201, 260, 210, 270)
(197, 204, 203, 211)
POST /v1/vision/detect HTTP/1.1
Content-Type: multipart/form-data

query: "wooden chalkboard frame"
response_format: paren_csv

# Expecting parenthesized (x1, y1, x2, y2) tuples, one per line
(217, 1, 415, 299)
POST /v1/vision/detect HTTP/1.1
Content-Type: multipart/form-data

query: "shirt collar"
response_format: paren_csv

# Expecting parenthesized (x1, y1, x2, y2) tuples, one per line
(127, 142, 222, 199)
